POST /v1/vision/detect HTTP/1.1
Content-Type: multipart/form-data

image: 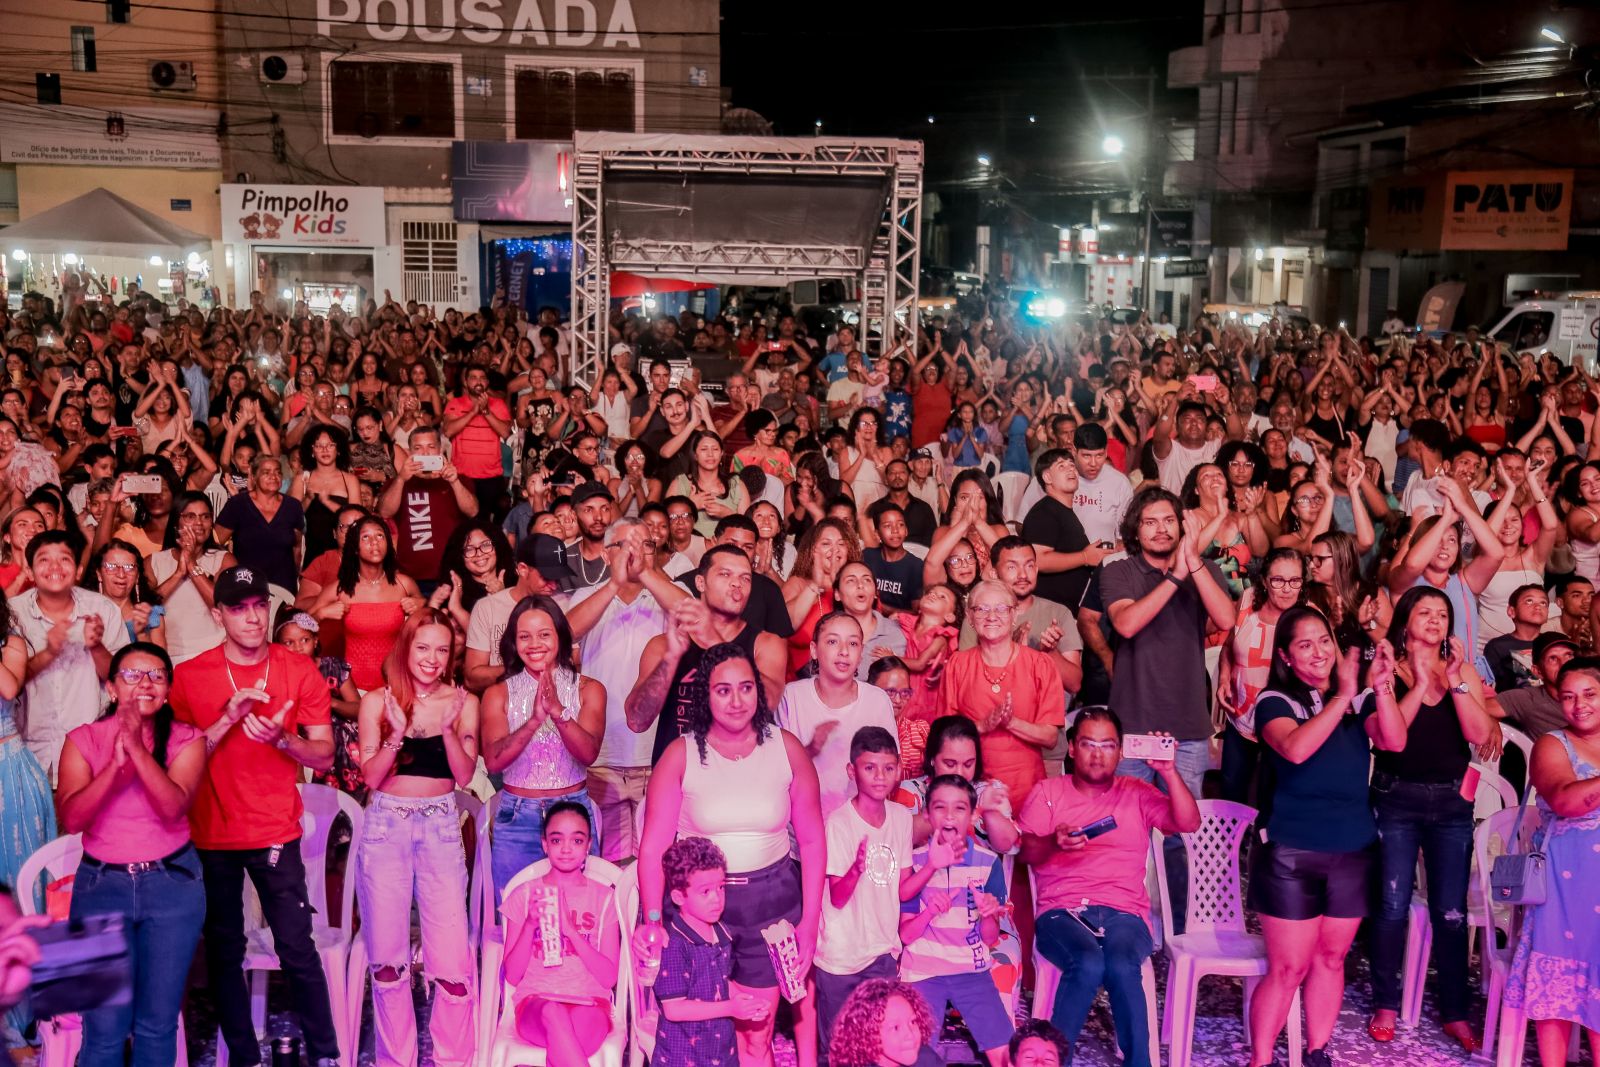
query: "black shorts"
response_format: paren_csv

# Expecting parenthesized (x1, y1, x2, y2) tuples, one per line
(1249, 841, 1371, 921)
(719, 856, 804, 988)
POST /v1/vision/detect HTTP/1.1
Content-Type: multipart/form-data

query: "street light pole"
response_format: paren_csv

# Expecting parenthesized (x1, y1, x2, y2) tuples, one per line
(1139, 70, 1155, 314)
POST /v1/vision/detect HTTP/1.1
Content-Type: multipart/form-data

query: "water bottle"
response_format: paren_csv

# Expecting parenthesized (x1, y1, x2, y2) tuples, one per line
(637, 922, 668, 987)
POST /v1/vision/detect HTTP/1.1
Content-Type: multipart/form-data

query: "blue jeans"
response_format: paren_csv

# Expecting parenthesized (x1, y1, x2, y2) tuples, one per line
(1036, 905, 1154, 1067)
(69, 845, 206, 1067)
(1118, 738, 1208, 937)
(489, 787, 600, 902)
(1368, 775, 1474, 1023)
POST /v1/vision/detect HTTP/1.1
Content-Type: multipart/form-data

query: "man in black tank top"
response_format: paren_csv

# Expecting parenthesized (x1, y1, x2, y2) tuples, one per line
(625, 544, 787, 764)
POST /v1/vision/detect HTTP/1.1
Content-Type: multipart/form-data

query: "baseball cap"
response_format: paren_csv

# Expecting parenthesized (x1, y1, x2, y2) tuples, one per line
(517, 533, 572, 582)
(911, 447, 934, 461)
(1533, 632, 1580, 661)
(610, 342, 633, 357)
(568, 480, 614, 509)
(215, 565, 271, 607)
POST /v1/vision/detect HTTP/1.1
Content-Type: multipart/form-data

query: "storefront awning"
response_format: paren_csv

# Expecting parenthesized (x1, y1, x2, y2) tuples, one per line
(0, 187, 211, 258)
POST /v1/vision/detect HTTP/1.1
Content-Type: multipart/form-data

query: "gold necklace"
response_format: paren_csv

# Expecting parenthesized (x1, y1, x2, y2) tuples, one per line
(978, 645, 1016, 694)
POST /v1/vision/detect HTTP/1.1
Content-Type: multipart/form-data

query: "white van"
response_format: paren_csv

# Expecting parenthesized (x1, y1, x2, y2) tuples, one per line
(1485, 292, 1600, 368)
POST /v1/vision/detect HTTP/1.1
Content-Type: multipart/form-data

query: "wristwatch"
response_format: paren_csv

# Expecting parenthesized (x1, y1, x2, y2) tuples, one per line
(1450, 681, 1470, 695)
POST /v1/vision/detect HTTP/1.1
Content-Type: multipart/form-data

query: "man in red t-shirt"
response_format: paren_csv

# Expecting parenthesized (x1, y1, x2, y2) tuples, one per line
(441, 365, 511, 521)
(172, 565, 341, 1067)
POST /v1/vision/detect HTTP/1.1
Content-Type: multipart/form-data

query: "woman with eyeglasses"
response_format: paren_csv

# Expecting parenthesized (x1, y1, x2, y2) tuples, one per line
(1216, 548, 1306, 810)
(84, 538, 166, 649)
(431, 520, 514, 635)
(1216, 439, 1281, 551)
(56, 642, 207, 1067)
(1273, 459, 1337, 556)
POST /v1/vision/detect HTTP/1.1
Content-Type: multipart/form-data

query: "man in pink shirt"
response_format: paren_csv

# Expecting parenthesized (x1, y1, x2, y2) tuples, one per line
(1017, 708, 1199, 1067)
(441, 364, 512, 520)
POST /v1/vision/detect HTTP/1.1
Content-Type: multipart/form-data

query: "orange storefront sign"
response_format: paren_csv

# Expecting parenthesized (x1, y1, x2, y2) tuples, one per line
(1440, 169, 1573, 250)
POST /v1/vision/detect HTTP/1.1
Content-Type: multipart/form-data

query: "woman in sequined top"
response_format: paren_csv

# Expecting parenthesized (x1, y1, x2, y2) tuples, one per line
(479, 594, 606, 899)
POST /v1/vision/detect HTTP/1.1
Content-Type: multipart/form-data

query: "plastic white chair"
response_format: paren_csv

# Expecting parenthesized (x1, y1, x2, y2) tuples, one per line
(1475, 807, 1535, 1067)
(1398, 762, 1517, 1026)
(217, 783, 363, 1067)
(995, 471, 1032, 525)
(1156, 800, 1303, 1067)
(1027, 846, 1161, 1065)
(487, 856, 628, 1067)
(17, 834, 189, 1067)
(616, 864, 658, 1067)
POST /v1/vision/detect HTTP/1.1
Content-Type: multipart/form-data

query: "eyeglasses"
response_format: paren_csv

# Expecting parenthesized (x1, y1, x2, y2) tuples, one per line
(1267, 576, 1305, 590)
(881, 687, 914, 701)
(101, 562, 137, 574)
(970, 604, 1014, 619)
(1309, 553, 1333, 564)
(463, 541, 495, 557)
(947, 554, 976, 566)
(116, 668, 169, 685)
(1293, 495, 1324, 507)
(667, 512, 693, 522)
(1075, 739, 1119, 753)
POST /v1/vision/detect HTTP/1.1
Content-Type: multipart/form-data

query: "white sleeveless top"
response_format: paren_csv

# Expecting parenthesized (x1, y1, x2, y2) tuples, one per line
(1364, 418, 1399, 484)
(679, 730, 793, 872)
(502, 669, 588, 791)
(1572, 509, 1600, 583)
(1477, 566, 1544, 651)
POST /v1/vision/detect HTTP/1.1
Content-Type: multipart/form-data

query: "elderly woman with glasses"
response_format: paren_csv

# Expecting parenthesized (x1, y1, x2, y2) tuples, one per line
(939, 580, 1066, 806)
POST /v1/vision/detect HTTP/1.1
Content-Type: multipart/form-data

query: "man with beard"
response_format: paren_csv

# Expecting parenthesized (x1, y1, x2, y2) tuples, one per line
(566, 481, 614, 589)
(639, 387, 702, 484)
(441, 365, 512, 520)
(625, 544, 786, 764)
(865, 458, 936, 545)
(644, 513, 793, 637)
(1100, 484, 1233, 798)
(1018, 708, 1197, 1067)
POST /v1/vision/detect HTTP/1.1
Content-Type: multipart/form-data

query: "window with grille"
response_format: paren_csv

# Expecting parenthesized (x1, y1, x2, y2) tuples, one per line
(514, 68, 635, 139)
(402, 221, 459, 305)
(330, 59, 455, 140)
(71, 27, 96, 73)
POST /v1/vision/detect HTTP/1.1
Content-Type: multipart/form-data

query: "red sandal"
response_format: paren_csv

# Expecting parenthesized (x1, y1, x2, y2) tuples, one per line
(1367, 1018, 1396, 1043)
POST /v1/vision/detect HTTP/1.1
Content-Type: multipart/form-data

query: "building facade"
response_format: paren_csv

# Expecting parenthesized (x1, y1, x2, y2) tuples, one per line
(1166, 0, 1600, 333)
(0, 0, 225, 305)
(217, 0, 721, 310)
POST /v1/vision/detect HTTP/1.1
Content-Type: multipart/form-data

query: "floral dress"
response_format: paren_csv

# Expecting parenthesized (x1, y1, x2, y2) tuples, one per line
(1504, 730, 1600, 1029)
(310, 656, 364, 801)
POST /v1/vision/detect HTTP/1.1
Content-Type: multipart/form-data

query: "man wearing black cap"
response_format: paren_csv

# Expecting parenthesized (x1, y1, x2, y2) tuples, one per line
(464, 532, 575, 691)
(169, 566, 340, 1067)
(1495, 632, 1579, 739)
(567, 481, 615, 589)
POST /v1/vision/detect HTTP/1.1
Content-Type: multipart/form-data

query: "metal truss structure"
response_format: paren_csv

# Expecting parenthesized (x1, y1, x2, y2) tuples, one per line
(569, 133, 924, 386)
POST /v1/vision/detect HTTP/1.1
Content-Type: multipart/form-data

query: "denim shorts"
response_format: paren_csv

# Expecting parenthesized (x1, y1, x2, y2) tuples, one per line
(490, 787, 600, 901)
(1249, 841, 1372, 920)
(909, 971, 1014, 1051)
(694, 856, 803, 988)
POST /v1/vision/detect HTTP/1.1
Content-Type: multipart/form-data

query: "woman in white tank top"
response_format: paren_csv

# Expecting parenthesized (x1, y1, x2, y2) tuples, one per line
(1565, 462, 1600, 584)
(1479, 465, 1560, 650)
(633, 641, 825, 1066)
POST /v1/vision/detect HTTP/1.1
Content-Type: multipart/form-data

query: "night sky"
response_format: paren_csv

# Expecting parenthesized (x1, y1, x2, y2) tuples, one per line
(720, 1, 1202, 190)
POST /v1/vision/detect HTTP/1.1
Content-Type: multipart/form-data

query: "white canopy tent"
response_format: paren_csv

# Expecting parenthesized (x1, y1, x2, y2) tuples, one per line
(1, 187, 211, 258)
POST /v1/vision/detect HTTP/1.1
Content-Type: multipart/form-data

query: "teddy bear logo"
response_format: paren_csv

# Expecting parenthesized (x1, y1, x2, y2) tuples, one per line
(237, 213, 283, 240)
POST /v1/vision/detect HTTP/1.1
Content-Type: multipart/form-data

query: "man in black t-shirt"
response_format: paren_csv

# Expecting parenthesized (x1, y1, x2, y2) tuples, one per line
(865, 459, 937, 545)
(650, 513, 795, 638)
(1021, 448, 1107, 610)
(863, 504, 923, 611)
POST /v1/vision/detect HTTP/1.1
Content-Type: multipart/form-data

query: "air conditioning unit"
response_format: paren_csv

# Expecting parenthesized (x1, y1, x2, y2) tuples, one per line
(148, 60, 195, 92)
(259, 53, 306, 86)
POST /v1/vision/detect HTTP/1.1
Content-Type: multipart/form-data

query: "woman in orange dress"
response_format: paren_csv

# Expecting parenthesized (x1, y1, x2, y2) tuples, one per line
(780, 517, 860, 679)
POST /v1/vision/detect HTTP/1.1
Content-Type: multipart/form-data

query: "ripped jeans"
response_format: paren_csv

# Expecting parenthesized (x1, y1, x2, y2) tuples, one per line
(1367, 774, 1474, 1024)
(356, 792, 476, 1067)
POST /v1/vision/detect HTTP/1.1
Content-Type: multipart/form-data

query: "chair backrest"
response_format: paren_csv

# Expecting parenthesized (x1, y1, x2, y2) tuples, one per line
(1471, 762, 1519, 821)
(297, 783, 363, 936)
(16, 835, 83, 916)
(1501, 724, 1535, 769)
(1474, 804, 1540, 947)
(995, 472, 1031, 524)
(457, 788, 489, 946)
(1155, 798, 1257, 939)
(614, 862, 651, 1034)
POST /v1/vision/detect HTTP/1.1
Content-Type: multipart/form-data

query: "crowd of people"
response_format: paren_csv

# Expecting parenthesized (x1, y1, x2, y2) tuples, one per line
(0, 281, 1595, 1067)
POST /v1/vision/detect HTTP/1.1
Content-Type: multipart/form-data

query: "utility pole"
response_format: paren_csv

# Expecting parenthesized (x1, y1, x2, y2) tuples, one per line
(1139, 70, 1156, 313)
